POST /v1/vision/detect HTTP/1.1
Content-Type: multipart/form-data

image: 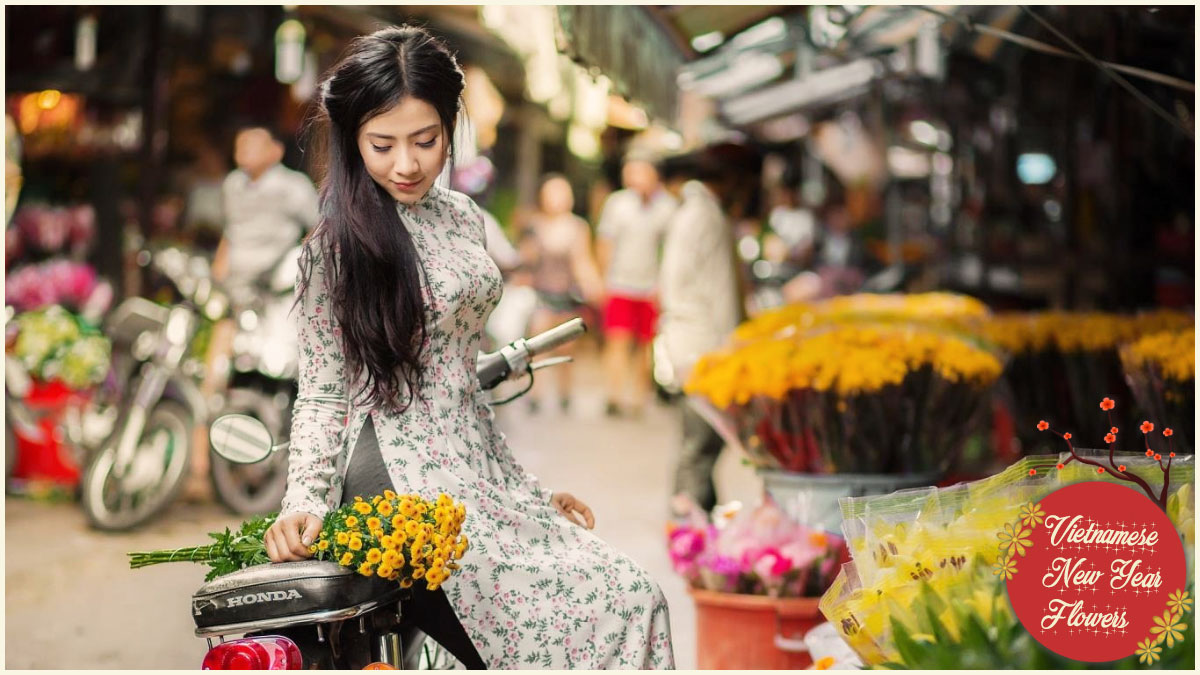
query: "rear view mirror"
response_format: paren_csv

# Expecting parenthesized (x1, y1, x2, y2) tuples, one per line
(209, 414, 275, 464)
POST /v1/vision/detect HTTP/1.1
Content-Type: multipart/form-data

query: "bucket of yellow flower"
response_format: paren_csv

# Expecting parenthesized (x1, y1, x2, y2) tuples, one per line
(688, 320, 1004, 533)
(979, 310, 1193, 456)
(1120, 328, 1194, 454)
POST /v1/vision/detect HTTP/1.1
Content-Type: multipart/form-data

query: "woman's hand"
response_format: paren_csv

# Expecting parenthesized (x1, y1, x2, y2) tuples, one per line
(551, 492, 595, 529)
(265, 512, 324, 562)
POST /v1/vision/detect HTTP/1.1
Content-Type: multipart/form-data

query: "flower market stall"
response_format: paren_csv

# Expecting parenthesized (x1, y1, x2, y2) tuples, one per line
(674, 291, 1195, 670)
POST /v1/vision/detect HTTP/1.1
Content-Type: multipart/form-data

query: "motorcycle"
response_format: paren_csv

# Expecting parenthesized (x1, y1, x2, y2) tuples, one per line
(79, 245, 300, 530)
(194, 318, 586, 670)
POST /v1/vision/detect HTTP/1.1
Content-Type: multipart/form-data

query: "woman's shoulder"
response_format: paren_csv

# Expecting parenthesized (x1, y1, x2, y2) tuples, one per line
(430, 185, 486, 239)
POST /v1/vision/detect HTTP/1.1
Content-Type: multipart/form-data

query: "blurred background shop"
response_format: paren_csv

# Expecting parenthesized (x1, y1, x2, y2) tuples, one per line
(5, 5, 1194, 670)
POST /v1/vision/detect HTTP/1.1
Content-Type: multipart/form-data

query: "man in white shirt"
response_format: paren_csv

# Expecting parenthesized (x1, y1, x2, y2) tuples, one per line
(657, 150, 744, 516)
(595, 153, 677, 417)
(212, 126, 320, 292)
(189, 125, 319, 500)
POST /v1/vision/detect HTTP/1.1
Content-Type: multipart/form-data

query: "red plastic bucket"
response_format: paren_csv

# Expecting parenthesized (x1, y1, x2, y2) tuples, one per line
(690, 588, 823, 669)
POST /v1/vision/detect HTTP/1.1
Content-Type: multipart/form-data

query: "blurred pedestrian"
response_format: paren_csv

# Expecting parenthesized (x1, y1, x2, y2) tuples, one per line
(657, 151, 744, 517)
(522, 173, 603, 413)
(595, 153, 677, 417)
(188, 124, 319, 500)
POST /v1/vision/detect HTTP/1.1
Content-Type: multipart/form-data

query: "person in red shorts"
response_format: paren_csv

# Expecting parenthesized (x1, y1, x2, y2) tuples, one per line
(595, 153, 678, 417)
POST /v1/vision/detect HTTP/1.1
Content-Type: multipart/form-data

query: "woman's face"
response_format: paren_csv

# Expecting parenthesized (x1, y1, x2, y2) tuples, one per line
(358, 96, 448, 205)
(539, 177, 574, 216)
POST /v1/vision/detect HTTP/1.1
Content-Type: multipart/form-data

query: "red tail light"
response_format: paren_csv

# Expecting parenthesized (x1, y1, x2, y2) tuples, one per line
(202, 636, 302, 670)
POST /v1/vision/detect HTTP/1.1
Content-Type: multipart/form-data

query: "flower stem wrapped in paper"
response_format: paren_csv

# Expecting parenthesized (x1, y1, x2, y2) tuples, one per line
(130, 490, 469, 590)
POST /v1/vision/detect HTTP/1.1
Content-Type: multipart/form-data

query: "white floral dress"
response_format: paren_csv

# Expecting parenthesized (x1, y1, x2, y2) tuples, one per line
(280, 185, 675, 669)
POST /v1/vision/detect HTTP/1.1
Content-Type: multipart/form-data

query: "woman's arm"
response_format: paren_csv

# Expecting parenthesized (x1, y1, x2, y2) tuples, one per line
(570, 216, 605, 304)
(279, 242, 350, 520)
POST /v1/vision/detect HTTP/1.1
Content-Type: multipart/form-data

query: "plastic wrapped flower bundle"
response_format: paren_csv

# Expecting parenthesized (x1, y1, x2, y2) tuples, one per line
(9, 304, 111, 390)
(130, 491, 469, 590)
(1120, 328, 1195, 453)
(732, 291, 991, 344)
(666, 497, 845, 598)
(686, 322, 1003, 474)
(818, 404, 1195, 667)
(978, 309, 1193, 455)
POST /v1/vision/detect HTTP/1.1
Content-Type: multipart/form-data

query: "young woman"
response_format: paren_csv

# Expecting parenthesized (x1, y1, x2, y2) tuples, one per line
(520, 173, 603, 413)
(261, 25, 674, 669)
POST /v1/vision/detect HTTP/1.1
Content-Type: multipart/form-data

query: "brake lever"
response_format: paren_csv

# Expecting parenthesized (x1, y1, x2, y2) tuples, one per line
(529, 356, 573, 372)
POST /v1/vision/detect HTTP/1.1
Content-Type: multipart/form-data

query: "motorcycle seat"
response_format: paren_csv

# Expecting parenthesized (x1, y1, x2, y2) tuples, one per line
(192, 560, 403, 636)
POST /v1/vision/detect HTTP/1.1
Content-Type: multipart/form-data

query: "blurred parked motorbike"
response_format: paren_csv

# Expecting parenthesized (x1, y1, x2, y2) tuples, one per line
(79, 245, 299, 530)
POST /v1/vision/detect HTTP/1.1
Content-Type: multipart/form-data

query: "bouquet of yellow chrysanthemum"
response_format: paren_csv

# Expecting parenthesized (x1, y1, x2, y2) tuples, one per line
(977, 310, 1193, 456)
(315, 491, 468, 590)
(1120, 328, 1195, 454)
(129, 490, 468, 589)
(686, 322, 1003, 474)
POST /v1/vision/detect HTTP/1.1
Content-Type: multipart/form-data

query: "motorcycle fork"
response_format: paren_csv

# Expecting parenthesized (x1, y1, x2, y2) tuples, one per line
(112, 308, 196, 475)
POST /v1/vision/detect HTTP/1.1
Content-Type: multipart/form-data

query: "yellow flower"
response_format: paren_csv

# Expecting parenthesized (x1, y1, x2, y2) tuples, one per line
(992, 555, 1017, 581)
(366, 548, 383, 564)
(371, 529, 384, 540)
(400, 578, 414, 589)
(357, 562, 374, 577)
(336, 531, 350, 546)
(1136, 637, 1162, 664)
(372, 495, 382, 506)
(308, 544, 318, 554)
(380, 535, 395, 550)
(416, 503, 429, 516)
(377, 500, 394, 517)
(1149, 610, 1186, 648)
(366, 517, 382, 531)
(382, 550, 400, 568)
(1167, 589, 1193, 616)
(1019, 502, 1046, 529)
(354, 501, 372, 515)
(427, 581, 441, 592)
(383, 489, 397, 500)
(377, 564, 394, 578)
(339, 552, 354, 566)
(405, 520, 421, 537)
(391, 515, 406, 531)
(317, 540, 330, 551)
(345, 516, 359, 529)
(349, 537, 363, 551)
(412, 566, 426, 580)
(432, 557, 446, 570)
(997, 523, 1032, 557)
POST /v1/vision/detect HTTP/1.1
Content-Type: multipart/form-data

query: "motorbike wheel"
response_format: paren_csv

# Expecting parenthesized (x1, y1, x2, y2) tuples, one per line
(81, 400, 192, 531)
(209, 389, 290, 515)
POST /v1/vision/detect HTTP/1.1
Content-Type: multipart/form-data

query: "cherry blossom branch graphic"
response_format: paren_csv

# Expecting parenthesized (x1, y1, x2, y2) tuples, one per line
(1037, 397, 1181, 509)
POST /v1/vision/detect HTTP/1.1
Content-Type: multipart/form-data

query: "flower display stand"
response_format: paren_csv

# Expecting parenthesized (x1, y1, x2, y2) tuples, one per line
(760, 468, 940, 535)
(690, 587, 823, 670)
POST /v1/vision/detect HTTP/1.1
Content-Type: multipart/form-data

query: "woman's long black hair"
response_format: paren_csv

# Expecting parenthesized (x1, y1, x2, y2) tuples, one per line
(298, 25, 465, 411)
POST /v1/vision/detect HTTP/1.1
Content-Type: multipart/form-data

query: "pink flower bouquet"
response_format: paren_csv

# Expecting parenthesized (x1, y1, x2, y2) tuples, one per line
(667, 498, 846, 598)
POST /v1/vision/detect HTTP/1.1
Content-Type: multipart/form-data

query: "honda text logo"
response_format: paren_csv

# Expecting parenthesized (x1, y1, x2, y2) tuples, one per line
(224, 589, 303, 607)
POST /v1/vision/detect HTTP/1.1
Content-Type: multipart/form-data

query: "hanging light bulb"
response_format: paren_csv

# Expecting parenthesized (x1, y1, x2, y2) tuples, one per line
(274, 18, 306, 84)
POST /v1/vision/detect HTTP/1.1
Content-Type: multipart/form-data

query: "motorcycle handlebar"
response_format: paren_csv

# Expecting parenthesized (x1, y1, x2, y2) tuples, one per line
(523, 318, 587, 357)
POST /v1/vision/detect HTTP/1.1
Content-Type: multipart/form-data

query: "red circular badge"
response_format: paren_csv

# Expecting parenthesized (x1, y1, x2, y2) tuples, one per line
(1004, 481, 1188, 663)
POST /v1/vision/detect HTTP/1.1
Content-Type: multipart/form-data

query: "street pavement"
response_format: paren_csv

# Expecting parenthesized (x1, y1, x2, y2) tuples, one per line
(5, 353, 760, 669)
